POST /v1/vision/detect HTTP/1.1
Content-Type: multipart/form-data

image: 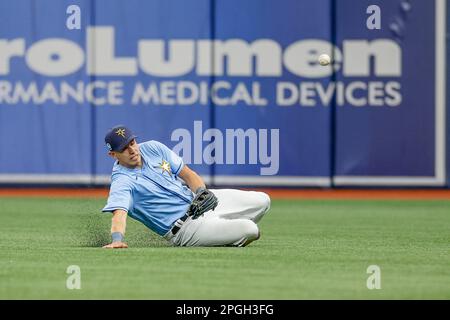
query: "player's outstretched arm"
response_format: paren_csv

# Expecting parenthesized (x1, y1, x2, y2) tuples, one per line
(103, 209, 128, 249)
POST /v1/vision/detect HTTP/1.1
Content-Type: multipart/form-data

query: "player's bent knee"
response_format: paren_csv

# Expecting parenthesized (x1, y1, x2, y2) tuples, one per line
(258, 192, 271, 212)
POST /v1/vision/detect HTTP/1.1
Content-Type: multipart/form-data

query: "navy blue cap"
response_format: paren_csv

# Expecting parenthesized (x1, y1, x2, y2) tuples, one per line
(104, 125, 137, 152)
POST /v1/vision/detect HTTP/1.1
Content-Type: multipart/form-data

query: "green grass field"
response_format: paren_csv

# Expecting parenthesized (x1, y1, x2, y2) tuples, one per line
(0, 197, 449, 299)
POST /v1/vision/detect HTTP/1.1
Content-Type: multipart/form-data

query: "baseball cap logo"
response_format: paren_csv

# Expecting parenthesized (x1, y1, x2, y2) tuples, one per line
(116, 128, 126, 138)
(106, 143, 112, 151)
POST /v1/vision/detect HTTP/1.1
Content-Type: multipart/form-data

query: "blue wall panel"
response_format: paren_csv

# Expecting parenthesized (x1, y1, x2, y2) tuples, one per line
(0, 0, 446, 186)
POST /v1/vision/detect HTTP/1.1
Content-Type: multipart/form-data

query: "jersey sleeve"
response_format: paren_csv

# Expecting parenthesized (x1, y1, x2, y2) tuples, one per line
(102, 176, 133, 213)
(147, 140, 185, 176)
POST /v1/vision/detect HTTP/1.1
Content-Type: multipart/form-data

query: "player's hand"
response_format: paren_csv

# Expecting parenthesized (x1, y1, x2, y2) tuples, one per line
(102, 241, 128, 249)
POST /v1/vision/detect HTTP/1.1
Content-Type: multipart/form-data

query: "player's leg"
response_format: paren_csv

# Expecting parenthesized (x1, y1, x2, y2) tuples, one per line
(208, 189, 271, 223)
(171, 215, 260, 247)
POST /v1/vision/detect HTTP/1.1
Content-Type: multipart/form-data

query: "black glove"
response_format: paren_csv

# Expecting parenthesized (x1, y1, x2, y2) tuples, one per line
(187, 187, 218, 219)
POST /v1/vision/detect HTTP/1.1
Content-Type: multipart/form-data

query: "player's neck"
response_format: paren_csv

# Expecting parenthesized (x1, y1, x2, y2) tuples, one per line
(119, 159, 142, 169)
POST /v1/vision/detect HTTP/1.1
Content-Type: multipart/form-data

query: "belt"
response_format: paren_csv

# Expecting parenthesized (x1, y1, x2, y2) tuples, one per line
(169, 214, 190, 236)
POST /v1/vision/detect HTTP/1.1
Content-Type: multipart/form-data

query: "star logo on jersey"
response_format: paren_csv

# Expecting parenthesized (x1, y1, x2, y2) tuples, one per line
(159, 160, 172, 176)
(115, 128, 126, 138)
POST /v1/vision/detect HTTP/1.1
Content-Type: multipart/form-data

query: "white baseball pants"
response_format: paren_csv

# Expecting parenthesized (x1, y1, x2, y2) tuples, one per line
(166, 189, 271, 247)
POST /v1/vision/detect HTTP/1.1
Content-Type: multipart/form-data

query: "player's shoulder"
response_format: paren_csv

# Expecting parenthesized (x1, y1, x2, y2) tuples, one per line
(139, 140, 168, 156)
(110, 162, 134, 183)
(110, 173, 135, 191)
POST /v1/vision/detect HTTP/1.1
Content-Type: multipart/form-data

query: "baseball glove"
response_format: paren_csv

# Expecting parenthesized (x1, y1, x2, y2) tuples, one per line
(187, 187, 219, 219)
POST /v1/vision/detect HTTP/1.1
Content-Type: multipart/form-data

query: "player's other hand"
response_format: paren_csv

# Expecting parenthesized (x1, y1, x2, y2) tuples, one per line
(102, 241, 128, 249)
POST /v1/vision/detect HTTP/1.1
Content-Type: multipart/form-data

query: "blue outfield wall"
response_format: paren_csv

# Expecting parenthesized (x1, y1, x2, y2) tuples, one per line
(0, 0, 447, 187)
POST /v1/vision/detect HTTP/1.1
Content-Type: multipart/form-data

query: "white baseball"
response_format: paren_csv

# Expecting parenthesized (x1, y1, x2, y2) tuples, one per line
(318, 54, 331, 66)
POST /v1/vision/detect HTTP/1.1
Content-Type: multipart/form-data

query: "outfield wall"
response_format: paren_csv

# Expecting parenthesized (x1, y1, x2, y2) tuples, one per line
(0, 0, 447, 187)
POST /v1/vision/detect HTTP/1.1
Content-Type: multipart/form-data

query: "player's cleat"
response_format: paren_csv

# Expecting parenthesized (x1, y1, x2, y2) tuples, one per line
(238, 230, 261, 247)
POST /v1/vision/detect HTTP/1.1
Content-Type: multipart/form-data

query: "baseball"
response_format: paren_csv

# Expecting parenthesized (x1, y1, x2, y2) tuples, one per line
(318, 54, 331, 66)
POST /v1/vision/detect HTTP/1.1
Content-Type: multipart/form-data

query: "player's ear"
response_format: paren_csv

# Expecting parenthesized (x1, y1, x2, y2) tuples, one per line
(108, 151, 117, 159)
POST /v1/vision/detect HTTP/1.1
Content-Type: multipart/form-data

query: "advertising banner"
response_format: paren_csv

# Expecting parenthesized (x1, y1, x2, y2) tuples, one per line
(0, 0, 446, 186)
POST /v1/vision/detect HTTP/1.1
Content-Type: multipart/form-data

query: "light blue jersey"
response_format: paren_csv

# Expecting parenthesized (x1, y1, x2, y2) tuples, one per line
(102, 140, 194, 236)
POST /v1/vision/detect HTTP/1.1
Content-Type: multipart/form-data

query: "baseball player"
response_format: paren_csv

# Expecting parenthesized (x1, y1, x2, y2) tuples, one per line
(102, 125, 271, 248)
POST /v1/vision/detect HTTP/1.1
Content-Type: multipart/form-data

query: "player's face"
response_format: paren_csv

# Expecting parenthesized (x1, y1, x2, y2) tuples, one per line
(111, 139, 142, 168)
